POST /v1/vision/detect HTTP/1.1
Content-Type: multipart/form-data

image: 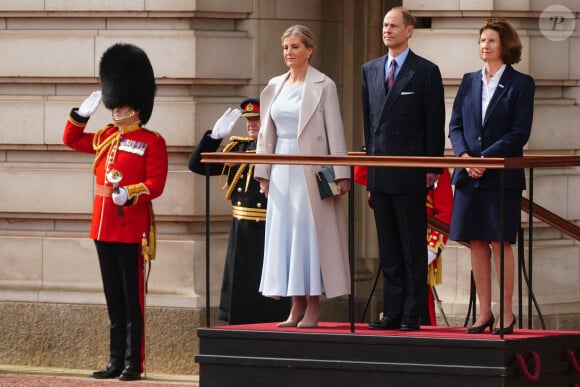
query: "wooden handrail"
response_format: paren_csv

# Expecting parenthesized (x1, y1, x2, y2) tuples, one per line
(521, 197, 580, 242)
(427, 215, 469, 248)
(202, 152, 509, 168)
(201, 152, 580, 169)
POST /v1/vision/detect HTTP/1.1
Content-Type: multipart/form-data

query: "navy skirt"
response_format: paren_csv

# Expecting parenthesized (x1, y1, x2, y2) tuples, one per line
(449, 186, 522, 244)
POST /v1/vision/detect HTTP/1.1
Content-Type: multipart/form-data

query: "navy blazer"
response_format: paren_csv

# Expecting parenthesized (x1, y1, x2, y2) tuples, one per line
(362, 50, 445, 193)
(449, 65, 535, 189)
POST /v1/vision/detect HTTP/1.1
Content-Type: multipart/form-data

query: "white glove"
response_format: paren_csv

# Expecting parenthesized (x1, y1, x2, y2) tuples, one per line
(77, 91, 102, 117)
(210, 108, 242, 139)
(112, 187, 128, 206)
(427, 250, 438, 265)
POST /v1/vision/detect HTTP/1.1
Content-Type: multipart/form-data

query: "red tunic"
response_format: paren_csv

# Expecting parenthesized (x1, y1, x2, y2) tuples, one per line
(63, 110, 168, 243)
(426, 168, 452, 252)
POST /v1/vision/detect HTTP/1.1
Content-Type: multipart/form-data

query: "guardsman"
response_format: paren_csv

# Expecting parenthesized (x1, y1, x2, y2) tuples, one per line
(63, 43, 168, 381)
(189, 98, 290, 324)
(424, 167, 453, 325)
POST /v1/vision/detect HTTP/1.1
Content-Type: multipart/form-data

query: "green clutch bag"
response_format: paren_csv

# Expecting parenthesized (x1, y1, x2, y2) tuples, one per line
(316, 166, 338, 199)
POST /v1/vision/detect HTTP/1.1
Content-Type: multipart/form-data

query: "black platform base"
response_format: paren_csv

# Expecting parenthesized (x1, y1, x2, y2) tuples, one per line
(196, 322, 580, 386)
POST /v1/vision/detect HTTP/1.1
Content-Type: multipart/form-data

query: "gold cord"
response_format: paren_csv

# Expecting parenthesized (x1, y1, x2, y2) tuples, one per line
(92, 128, 121, 175)
(219, 139, 257, 200)
(225, 163, 247, 200)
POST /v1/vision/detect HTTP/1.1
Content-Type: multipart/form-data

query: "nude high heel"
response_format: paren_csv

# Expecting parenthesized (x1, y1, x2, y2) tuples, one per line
(277, 296, 306, 328)
(297, 296, 319, 328)
(277, 314, 304, 328)
(296, 319, 318, 328)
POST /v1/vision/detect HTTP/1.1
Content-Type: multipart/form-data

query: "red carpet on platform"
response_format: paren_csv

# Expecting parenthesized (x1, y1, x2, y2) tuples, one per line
(212, 321, 575, 340)
(197, 321, 580, 387)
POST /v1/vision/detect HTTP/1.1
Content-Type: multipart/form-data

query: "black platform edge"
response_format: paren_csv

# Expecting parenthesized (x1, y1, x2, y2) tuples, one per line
(196, 327, 580, 387)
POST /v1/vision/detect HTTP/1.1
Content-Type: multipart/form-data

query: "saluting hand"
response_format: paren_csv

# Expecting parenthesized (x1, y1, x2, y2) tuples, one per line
(210, 108, 242, 139)
(77, 90, 102, 118)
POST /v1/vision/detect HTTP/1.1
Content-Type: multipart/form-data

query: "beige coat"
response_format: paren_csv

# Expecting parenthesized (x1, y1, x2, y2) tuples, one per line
(254, 66, 351, 298)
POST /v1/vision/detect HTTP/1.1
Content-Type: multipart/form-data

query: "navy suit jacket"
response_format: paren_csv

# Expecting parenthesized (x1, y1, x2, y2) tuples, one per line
(361, 50, 446, 193)
(449, 65, 535, 189)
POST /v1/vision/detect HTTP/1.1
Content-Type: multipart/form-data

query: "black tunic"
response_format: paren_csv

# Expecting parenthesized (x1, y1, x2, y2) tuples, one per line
(189, 131, 290, 324)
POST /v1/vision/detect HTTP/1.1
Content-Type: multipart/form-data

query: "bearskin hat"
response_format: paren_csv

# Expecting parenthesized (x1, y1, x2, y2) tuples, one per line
(99, 43, 156, 125)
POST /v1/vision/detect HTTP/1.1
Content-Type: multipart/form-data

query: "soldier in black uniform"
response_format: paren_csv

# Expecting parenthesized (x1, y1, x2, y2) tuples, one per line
(189, 98, 290, 324)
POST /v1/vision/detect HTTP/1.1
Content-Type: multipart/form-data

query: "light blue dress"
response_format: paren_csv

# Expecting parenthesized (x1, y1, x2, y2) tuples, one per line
(259, 82, 324, 297)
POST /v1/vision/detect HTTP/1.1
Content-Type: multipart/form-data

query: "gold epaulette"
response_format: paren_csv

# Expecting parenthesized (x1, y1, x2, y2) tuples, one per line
(95, 124, 115, 137)
(228, 136, 254, 142)
(140, 127, 162, 137)
(222, 136, 254, 154)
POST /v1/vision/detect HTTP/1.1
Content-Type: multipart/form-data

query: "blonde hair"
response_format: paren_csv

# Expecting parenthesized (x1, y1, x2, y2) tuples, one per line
(281, 24, 316, 56)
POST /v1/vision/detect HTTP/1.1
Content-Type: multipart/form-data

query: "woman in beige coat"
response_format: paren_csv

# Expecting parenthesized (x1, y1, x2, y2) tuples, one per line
(254, 25, 351, 328)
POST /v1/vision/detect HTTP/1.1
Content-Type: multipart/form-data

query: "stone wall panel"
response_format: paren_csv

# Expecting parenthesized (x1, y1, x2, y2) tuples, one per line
(528, 104, 580, 150)
(0, 34, 95, 77)
(0, 165, 92, 213)
(0, 237, 43, 287)
(0, 99, 45, 144)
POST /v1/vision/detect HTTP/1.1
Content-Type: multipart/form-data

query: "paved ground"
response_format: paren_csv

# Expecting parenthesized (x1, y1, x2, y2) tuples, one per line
(0, 365, 199, 386)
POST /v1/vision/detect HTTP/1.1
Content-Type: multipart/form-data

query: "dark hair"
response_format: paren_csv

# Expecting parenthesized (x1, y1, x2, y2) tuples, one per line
(389, 6, 416, 28)
(479, 18, 522, 64)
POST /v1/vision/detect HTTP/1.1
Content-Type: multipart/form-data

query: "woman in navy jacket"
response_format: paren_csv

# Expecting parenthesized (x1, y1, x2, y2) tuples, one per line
(449, 18, 534, 335)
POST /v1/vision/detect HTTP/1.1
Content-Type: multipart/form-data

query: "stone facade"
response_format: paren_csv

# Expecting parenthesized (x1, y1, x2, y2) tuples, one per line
(0, 0, 578, 375)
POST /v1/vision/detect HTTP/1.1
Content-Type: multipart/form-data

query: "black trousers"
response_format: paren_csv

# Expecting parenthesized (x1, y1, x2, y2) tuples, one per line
(95, 241, 143, 370)
(371, 192, 427, 319)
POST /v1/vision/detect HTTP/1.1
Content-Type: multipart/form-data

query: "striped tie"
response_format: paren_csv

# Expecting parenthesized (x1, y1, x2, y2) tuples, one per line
(385, 59, 397, 91)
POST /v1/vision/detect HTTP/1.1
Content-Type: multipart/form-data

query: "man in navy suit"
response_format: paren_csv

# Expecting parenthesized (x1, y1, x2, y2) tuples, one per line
(362, 7, 445, 331)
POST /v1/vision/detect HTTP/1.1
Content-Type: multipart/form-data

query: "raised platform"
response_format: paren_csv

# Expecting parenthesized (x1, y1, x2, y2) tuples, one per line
(196, 322, 580, 386)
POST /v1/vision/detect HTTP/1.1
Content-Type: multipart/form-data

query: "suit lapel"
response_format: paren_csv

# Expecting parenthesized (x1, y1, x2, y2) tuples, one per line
(298, 66, 324, 138)
(382, 51, 417, 114)
(261, 72, 289, 148)
(470, 73, 483, 128)
(483, 65, 512, 127)
(366, 56, 388, 115)
(262, 72, 288, 111)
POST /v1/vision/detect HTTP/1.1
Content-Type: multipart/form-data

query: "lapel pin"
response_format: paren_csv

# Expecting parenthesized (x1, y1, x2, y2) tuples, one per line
(498, 84, 504, 88)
